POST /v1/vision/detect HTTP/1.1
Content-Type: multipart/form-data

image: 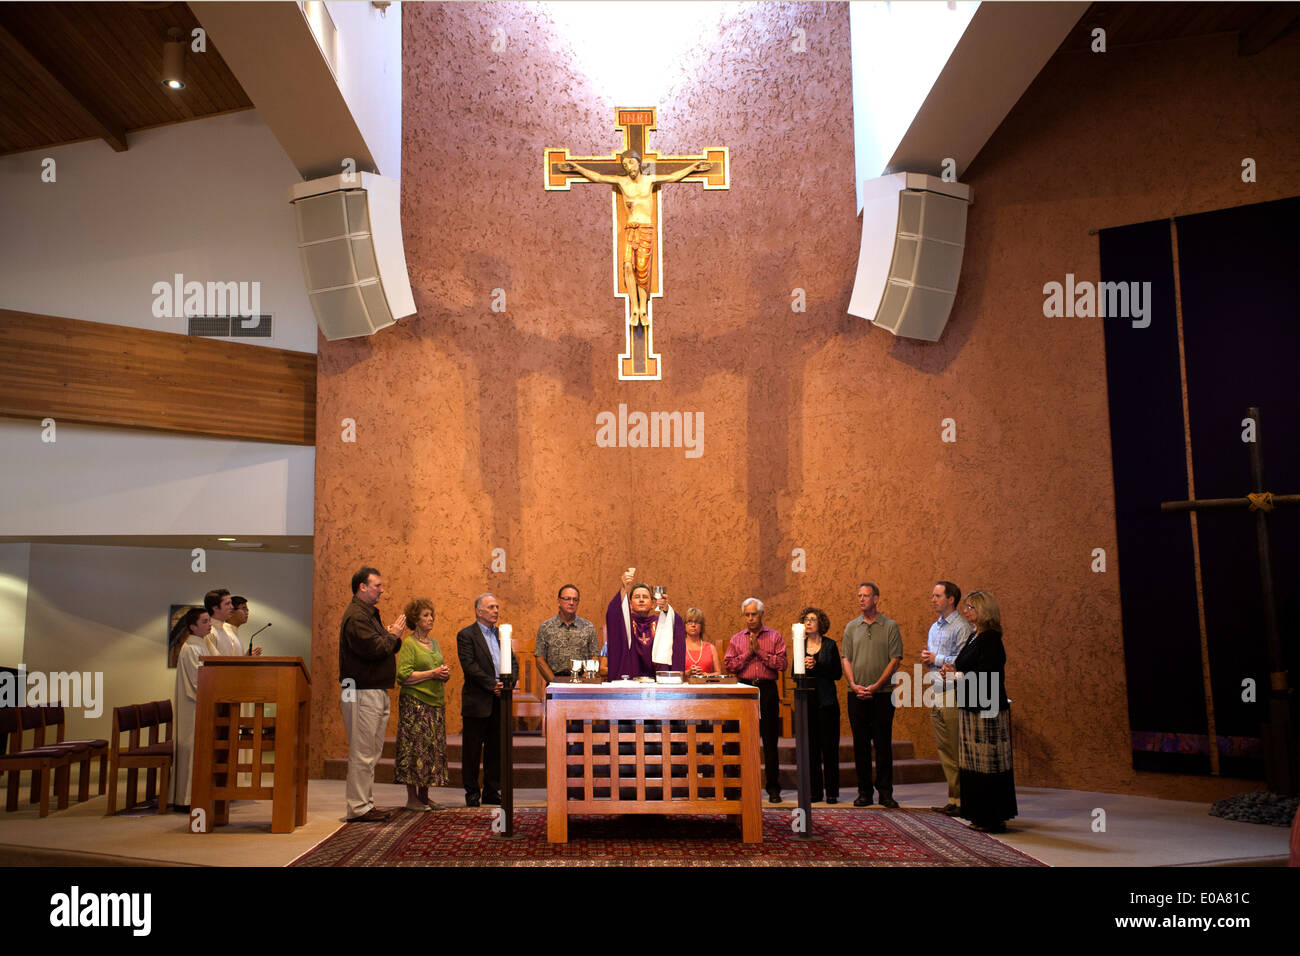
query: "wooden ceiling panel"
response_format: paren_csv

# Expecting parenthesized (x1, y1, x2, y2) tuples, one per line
(0, 1, 253, 156)
(0, 17, 128, 152)
(1059, 2, 1299, 53)
(0, 51, 89, 152)
(25, 7, 136, 133)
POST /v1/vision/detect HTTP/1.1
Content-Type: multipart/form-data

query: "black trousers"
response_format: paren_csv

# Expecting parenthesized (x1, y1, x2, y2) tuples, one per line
(846, 693, 894, 800)
(461, 696, 501, 799)
(807, 704, 841, 800)
(743, 678, 781, 795)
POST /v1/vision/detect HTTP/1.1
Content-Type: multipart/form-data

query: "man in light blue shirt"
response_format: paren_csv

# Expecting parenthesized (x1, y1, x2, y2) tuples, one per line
(922, 581, 973, 816)
(479, 617, 501, 672)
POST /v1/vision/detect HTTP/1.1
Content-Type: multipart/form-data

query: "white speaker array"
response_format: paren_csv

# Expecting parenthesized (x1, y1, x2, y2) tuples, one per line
(848, 172, 972, 342)
(289, 172, 416, 341)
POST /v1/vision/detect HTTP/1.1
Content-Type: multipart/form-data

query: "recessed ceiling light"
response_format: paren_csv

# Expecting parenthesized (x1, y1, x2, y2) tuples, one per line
(217, 537, 237, 542)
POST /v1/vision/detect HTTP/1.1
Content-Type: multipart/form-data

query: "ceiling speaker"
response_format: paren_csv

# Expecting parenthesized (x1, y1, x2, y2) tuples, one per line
(289, 172, 416, 341)
(848, 172, 972, 342)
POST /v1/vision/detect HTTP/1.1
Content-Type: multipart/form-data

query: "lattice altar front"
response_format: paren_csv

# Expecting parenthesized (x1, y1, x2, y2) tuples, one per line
(545, 681, 762, 843)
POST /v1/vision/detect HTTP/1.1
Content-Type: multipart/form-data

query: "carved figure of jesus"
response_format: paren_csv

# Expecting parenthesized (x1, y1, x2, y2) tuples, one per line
(558, 151, 713, 326)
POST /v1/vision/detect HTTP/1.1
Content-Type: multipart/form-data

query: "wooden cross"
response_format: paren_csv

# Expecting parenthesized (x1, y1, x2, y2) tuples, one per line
(1162, 406, 1299, 794)
(545, 107, 729, 381)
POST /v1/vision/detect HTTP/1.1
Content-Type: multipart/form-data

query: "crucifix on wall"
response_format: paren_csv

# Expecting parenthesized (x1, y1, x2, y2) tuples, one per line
(546, 107, 729, 380)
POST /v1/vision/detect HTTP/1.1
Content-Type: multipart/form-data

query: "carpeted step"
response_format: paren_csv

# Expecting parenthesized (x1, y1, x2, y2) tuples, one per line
(776, 738, 916, 761)
(376, 734, 914, 761)
(325, 735, 944, 789)
(777, 757, 945, 789)
(383, 734, 545, 760)
(322, 756, 551, 787)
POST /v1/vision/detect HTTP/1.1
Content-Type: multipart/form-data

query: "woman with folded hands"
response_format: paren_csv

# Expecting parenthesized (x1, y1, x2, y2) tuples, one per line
(394, 598, 451, 811)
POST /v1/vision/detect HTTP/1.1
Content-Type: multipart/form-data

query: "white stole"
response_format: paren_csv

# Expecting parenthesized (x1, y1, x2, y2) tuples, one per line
(653, 606, 677, 667)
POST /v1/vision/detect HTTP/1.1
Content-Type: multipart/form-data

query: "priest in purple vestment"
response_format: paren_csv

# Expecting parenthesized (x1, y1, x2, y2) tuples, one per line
(605, 568, 686, 678)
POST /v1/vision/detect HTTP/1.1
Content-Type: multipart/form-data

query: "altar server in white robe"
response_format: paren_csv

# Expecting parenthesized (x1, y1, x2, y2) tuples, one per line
(169, 608, 212, 809)
(203, 590, 264, 785)
(214, 594, 266, 785)
(204, 588, 243, 656)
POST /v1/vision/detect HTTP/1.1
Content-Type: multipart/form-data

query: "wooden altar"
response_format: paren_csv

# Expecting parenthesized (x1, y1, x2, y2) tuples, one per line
(545, 681, 762, 843)
(191, 657, 310, 834)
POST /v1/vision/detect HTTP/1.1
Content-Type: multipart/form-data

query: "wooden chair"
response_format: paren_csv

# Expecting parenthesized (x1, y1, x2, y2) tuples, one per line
(146, 700, 175, 799)
(106, 703, 173, 815)
(39, 705, 109, 802)
(156, 700, 174, 735)
(513, 657, 544, 735)
(21, 706, 93, 811)
(718, 637, 733, 678)
(777, 671, 794, 738)
(137, 701, 172, 806)
(0, 707, 84, 817)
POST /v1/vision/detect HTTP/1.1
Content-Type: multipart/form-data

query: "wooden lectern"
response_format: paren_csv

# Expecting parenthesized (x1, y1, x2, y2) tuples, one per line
(191, 657, 310, 833)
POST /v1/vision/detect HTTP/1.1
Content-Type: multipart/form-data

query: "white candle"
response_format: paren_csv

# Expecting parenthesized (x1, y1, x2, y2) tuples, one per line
(499, 623, 512, 675)
(792, 622, 805, 675)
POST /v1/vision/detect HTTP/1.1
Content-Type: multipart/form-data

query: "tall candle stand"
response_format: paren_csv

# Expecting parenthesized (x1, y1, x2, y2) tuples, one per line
(792, 673, 822, 841)
(493, 669, 523, 839)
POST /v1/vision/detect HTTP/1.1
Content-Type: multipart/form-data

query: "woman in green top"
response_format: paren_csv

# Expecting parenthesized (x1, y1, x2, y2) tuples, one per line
(395, 597, 451, 811)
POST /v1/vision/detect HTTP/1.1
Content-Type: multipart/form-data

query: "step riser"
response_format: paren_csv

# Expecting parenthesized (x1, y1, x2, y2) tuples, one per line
(322, 757, 945, 789)
(381, 737, 917, 761)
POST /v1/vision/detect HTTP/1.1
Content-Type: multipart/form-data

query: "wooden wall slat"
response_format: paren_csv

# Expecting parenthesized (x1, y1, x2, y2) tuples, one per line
(0, 310, 316, 445)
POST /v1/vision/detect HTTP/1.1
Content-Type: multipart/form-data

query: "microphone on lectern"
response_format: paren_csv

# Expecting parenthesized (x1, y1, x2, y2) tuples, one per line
(248, 622, 271, 655)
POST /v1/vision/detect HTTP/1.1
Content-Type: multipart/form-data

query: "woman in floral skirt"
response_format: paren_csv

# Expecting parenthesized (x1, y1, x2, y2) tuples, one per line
(395, 597, 451, 811)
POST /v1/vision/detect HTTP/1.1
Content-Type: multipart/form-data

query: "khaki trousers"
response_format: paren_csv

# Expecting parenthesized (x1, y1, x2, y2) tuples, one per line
(341, 688, 390, 818)
(931, 704, 961, 802)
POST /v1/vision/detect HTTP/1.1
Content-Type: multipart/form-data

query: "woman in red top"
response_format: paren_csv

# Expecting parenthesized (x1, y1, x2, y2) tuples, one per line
(683, 608, 718, 675)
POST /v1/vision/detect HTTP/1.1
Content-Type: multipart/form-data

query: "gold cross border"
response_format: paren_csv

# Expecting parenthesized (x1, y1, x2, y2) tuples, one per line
(544, 107, 730, 193)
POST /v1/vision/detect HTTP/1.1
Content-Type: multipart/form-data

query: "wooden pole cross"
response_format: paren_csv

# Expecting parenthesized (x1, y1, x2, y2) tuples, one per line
(1162, 406, 1298, 794)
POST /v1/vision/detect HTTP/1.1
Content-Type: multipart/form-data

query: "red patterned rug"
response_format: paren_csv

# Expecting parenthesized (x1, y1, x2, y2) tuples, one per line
(291, 807, 1045, 867)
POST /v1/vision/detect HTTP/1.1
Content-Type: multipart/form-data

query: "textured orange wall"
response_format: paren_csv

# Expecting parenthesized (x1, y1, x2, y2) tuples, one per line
(311, 3, 1300, 801)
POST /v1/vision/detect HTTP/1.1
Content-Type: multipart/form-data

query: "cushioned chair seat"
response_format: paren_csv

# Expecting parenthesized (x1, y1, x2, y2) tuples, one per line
(123, 740, 174, 757)
(20, 742, 89, 756)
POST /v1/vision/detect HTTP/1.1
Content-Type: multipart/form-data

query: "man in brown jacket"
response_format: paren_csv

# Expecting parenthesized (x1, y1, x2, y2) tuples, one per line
(338, 566, 406, 822)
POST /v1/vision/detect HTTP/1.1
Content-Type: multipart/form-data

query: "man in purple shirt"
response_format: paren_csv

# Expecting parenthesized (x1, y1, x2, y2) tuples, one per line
(724, 598, 788, 804)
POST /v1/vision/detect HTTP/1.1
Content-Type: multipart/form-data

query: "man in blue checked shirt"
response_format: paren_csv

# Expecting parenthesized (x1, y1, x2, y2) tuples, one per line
(921, 581, 973, 816)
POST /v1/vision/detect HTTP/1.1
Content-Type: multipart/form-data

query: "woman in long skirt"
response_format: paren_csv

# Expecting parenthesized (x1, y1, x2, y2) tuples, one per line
(943, 590, 1017, 833)
(395, 598, 450, 811)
